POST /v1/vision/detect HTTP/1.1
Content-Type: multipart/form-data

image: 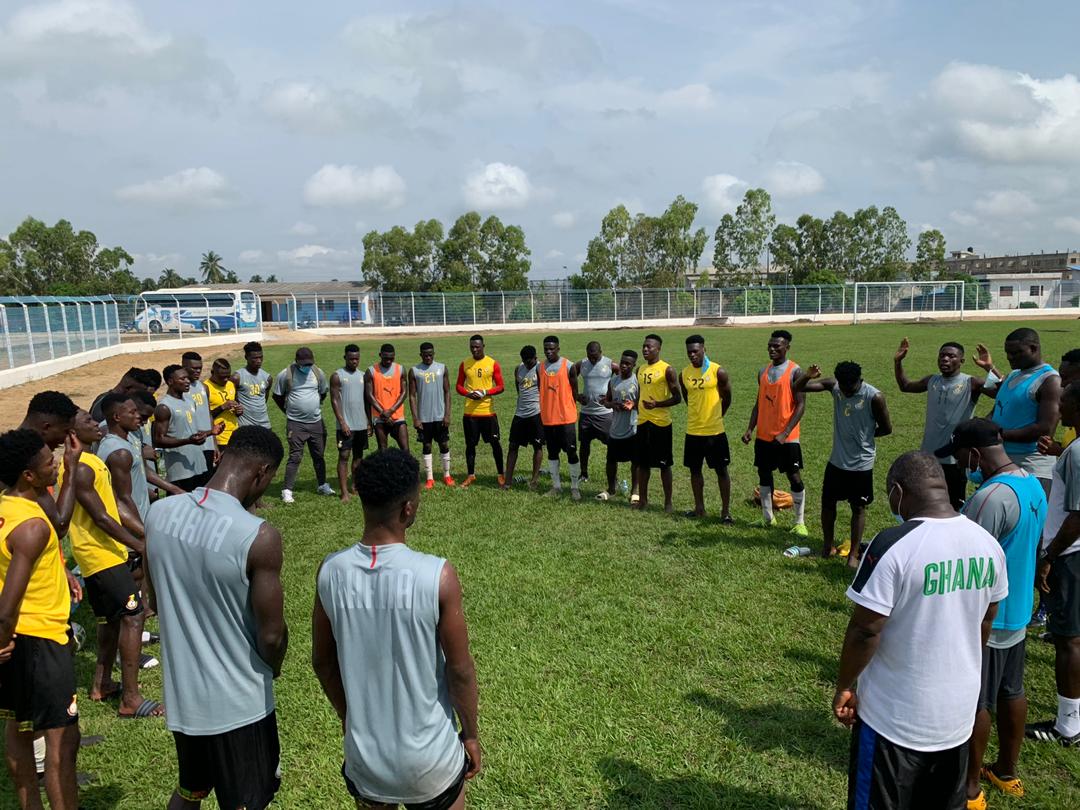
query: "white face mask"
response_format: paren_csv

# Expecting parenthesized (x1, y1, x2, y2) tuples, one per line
(889, 483, 904, 524)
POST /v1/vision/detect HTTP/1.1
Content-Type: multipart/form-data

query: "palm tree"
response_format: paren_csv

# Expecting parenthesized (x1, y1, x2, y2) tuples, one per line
(199, 251, 227, 284)
(249, 274, 263, 283)
(157, 267, 185, 288)
(265, 274, 278, 283)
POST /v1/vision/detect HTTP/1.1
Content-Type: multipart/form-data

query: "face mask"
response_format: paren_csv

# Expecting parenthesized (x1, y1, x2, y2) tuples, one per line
(298, 364, 313, 374)
(966, 468, 985, 486)
(889, 484, 904, 524)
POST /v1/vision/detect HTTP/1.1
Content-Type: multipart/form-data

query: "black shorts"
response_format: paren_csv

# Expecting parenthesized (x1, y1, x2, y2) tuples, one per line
(337, 429, 369, 455)
(847, 719, 967, 810)
(374, 419, 406, 434)
(84, 563, 143, 624)
(635, 422, 673, 469)
(203, 449, 217, 472)
(0, 634, 78, 732)
(544, 423, 577, 458)
(1046, 552, 1080, 637)
(979, 640, 1026, 710)
(463, 415, 500, 446)
(416, 421, 450, 447)
(753, 438, 803, 475)
(822, 462, 875, 507)
(344, 752, 469, 810)
(683, 433, 730, 471)
(174, 710, 281, 810)
(607, 435, 636, 464)
(939, 462, 968, 509)
(174, 471, 211, 492)
(578, 412, 612, 444)
(509, 414, 544, 449)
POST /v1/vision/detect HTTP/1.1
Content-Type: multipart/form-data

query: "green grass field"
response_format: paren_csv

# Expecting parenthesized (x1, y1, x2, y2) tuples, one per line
(5, 319, 1080, 809)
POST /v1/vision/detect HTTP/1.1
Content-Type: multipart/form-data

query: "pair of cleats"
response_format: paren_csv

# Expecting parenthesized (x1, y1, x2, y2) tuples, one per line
(281, 483, 335, 504)
(1025, 719, 1080, 746)
(967, 765, 1025, 809)
(424, 476, 456, 490)
(759, 516, 809, 537)
(460, 474, 506, 489)
(681, 510, 735, 524)
(547, 487, 581, 501)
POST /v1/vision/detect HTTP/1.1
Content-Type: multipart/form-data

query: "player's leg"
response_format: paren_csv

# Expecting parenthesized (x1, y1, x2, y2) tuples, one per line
(463, 417, 478, 480)
(753, 440, 775, 525)
(118, 609, 155, 717)
(634, 426, 651, 510)
(282, 419, 305, 498)
(5, 722, 43, 810)
(41, 723, 80, 810)
(688, 466, 705, 517)
(336, 432, 352, 502)
(168, 731, 212, 810)
(606, 453, 617, 497)
(785, 451, 807, 534)
(488, 417, 505, 480)
(373, 422, 389, 451)
(847, 501, 867, 569)
(90, 619, 121, 701)
(715, 466, 731, 522)
(565, 425, 581, 500)
(438, 426, 453, 485)
(684, 436, 705, 516)
(393, 422, 409, 453)
(310, 422, 332, 492)
(421, 428, 435, 486)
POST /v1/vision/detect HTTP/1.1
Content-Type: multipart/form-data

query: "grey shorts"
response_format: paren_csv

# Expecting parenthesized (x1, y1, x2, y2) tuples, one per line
(978, 640, 1026, 710)
(1047, 552, 1080, 637)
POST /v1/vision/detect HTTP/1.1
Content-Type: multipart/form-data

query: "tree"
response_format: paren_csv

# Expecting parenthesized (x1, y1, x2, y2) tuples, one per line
(733, 189, 775, 283)
(653, 195, 707, 287)
(157, 268, 185, 288)
(437, 213, 530, 291)
(912, 228, 947, 280)
(695, 269, 712, 289)
(362, 219, 446, 292)
(249, 274, 264, 283)
(265, 274, 278, 283)
(711, 214, 747, 285)
(199, 251, 228, 284)
(769, 214, 830, 285)
(574, 205, 631, 289)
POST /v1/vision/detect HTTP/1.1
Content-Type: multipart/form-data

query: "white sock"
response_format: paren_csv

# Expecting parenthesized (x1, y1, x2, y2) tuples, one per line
(549, 459, 561, 490)
(793, 490, 806, 523)
(423, 453, 434, 481)
(569, 462, 581, 491)
(761, 486, 774, 520)
(1057, 695, 1080, 737)
(441, 452, 451, 477)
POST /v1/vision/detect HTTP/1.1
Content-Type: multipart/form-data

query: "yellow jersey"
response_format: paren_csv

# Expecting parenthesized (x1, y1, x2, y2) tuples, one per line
(58, 454, 128, 578)
(458, 356, 503, 417)
(0, 494, 69, 644)
(637, 360, 674, 427)
(681, 361, 725, 436)
(207, 379, 238, 445)
(1064, 426, 1076, 449)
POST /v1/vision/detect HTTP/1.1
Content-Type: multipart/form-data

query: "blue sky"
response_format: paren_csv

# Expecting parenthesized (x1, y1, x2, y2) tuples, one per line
(2, 0, 1079, 281)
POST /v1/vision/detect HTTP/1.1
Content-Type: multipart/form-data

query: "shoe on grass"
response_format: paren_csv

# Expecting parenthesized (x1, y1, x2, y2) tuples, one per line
(443, 475, 456, 487)
(317, 483, 335, 496)
(281, 488, 294, 504)
(982, 765, 1023, 797)
(790, 523, 809, 538)
(1028, 605, 1048, 627)
(570, 489, 581, 502)
(1025, 719, 1080, 746)
(461, 475, 477, 489)
(497, 474, 506, 487)
(595, 491, 610, 502)
(424, 479, 435, 490)
(966, 791, 986, 810)
(759, 516, 777, 527)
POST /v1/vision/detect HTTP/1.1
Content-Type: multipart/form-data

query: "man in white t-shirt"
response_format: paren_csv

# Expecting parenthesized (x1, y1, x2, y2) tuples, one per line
(834, 451, 1007, 810)
(1027, 381, 1080, 747)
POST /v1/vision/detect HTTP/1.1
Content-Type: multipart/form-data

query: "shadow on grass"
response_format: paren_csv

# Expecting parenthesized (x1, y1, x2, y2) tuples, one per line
(782, 559, 856, 588)
(597, 757, 825, 810)
(783, 647, 840, 684)
(655, 523, 782, 551)
(77, 781, 124, 808)
(685, 691, 847, 770)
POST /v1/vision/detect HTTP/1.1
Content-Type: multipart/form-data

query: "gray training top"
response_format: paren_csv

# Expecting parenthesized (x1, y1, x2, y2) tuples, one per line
(412, 362, 447, 424)
(579, 356, 614, 417)
(146, 488, 275, 735)
(187, 380, 216, 453)
(273, 365, 327, 424)
(609, 375, 640, 440)
(318, 542, 464, 804)
(159, 393, 207, 482)
(97, 432, 150, 522)
(514, 362, 540, 418)
(236, 367, 272, 428)
(335, 368, 369, 431)
(829, 381, 880, 472)
(920, 373, 974, 465)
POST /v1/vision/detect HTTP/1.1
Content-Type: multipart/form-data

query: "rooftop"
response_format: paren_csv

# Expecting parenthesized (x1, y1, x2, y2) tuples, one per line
(173, 281, 370, 297)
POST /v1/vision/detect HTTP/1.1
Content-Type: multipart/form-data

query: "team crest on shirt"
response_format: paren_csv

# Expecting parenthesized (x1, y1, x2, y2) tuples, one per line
(67, 695, 78, 717)
(125, 594, 138, 611)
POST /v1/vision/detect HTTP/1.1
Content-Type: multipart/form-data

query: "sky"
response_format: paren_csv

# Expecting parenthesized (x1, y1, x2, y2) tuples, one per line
(2, 0, 1080, 282)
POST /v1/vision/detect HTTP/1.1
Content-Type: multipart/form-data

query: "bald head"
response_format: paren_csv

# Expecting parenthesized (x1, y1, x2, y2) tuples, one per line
(887, 450, 953, 520)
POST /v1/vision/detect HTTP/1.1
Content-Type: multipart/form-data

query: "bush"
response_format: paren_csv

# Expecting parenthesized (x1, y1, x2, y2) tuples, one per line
(1019, 301, 1039, 309)
(731, 288, 773, 315)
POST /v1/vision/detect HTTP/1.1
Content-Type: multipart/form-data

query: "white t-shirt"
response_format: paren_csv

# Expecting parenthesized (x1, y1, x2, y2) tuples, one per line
(1044, 440, 1080, 556)
(846, 516, 1008, 752)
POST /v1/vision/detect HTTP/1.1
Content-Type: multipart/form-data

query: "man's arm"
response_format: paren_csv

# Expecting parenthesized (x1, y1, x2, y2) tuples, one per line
(271, 370, 287, 414)
(330, 372, 350, 436)
(363, 369, 377, 415)
(981, 602, 1000, 648)
(407, 369, 421, 429)
(568, 361, 579, 404)
(104, 449, 145, 538)
(833, 605, 888, 726)
(437, 562, 481, 779)
(1037, 512, 1080, 592)
(442, 366, 452, 426)
(678, 374, 688, 405)
(1002, 375, 1061, 445)
(0, 519, 51, 650)
(74, 461, 144, 554)
(247, 523, 288, 677)
(146, 470, 183, 495)
(152, 404, 206, 449)
(893, 338, 930, 393)
(488, 361, 505, 397)
(318, 368, 329, 404)
(390, 366, 408, 413)
(973, 344, 1003, 399)
(44, 432, 83, 538)
(871, 392, 893, 437)
(791, 364, 833, 394)
(455, 363, 470, 398)
(742, 402, 759, 444)
(645, 366, 681, 409)
(717, 368, 732, 416)
(312, 572, 347, 725)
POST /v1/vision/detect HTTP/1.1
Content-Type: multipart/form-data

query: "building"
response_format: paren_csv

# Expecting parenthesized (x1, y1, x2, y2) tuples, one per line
(943, 248, 1080, 309)
(945, 248, 1080, 277)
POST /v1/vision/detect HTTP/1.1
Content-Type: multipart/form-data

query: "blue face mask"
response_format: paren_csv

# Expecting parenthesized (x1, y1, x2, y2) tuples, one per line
(967, 468, 985, 486)
(298, 364, 313, 375)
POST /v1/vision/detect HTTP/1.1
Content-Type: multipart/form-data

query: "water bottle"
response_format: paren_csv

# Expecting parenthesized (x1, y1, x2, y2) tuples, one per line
(618, 479, 630, 496)
(783, 546, 813, 558)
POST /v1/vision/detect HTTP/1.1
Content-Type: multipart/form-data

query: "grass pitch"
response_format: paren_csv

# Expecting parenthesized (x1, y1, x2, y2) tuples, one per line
(4, 319, 1080, 809)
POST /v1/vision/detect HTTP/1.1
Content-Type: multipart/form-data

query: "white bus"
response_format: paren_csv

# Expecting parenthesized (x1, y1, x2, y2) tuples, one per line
(125, 288, 260, 334)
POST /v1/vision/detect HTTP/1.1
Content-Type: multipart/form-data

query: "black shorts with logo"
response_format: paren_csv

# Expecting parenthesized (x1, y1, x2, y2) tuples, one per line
(578, 412, 612, 444)
(337, 428, 369, 455)
(1046, 552, 1080, 637)
(85, 562, 143, 624)
(607, 434, 636, 464)
(462, 415, 500, 446)
(344, 751, 470, 810)
(509, 414, 544, 450)
(174, 710, 281, 810)
(753, 438, 803, 475)
(822, 462, 875, 507)
(847, 719, 967, 810)
(683, 433, 730, 471)
(0, 634, 78, 732)
(544, 423, 577, 458)
(636, 422, 674, 469)
(979, 639, 1026, 710)
(416, 421, 450, 447)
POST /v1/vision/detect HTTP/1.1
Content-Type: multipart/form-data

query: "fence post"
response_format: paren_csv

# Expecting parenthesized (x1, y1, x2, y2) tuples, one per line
(74, 301, 87, 352)
(140, 295, 151, 342)
(613, 289, 617, 321)
(60, 302, 72, 356)
(347, 293, 353, 328)
(769, 287, 774, 317)
(35, 298, 55, 359)
(410, 293, 415, 327)
(931, 286, 936, 312)
(960, 281, 965, 321)
(744, 287, 748, 317)
(442, 294, 447, 326)
(1, 306, 13, 369)
(378, 294, 384, 328)
(529, 291, 534, 323)
(693, 288, 698, 320)
(852, 284, 858, 325)
(111, 298, 120, 345)
(559, 291, 563, 322)
(911, 285, 915, 313)
(90, 301, 101, 349)
(586, 290, 591, 322)
(718, 288, 722, 318)
(793, 286, 798, 316)
(841, 285, 846, 315)
(666, 288, 671, 318)
(639, 289, 644, 320)
(818, 286, 822, 315)
(471, 293, 476, 325)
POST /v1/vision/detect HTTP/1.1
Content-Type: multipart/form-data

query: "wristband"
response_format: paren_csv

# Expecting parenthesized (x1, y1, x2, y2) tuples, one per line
(984, 370, 1001, 388)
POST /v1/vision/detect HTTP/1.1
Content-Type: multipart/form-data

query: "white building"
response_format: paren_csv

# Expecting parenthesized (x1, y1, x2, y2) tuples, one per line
(977, 269, 1080, 309)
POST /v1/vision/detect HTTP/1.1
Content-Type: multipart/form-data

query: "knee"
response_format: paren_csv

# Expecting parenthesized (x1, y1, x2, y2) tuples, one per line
(757, 469, 773, 488)
(789, 475, 804, 493)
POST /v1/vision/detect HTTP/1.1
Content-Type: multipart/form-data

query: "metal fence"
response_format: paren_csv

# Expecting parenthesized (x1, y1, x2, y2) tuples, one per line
(112, 292, 263, 344)
(0, 296, 121, 370)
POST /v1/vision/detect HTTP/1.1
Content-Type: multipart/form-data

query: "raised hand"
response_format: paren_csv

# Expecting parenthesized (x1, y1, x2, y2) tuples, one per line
(974, 343, 994, 371)
(807, 364, 822, 380)
(895, 337, 909, 362)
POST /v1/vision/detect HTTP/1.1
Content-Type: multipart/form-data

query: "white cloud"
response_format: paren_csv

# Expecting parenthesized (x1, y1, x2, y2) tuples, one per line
(764, 161, 824, 197)
(277, 244, 358, 266)
(657, 83, 715, 111)
(974, 190, 1038, 218)
(949, 210, 978, 227)
(238, 250, 266, 264)
(303, 164, 406, 208)
(551, 211, 576, 229)
(288, 221, 318, 236)
(545, 249, 565, 260)
(929, 62, 1080, 163)
(701, 173, 748, 213)
(1055, 217, 1080, 235)
(115, 167, 232, 208)
(463, 162, 532, 210)
(260, 80, 399, 134)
